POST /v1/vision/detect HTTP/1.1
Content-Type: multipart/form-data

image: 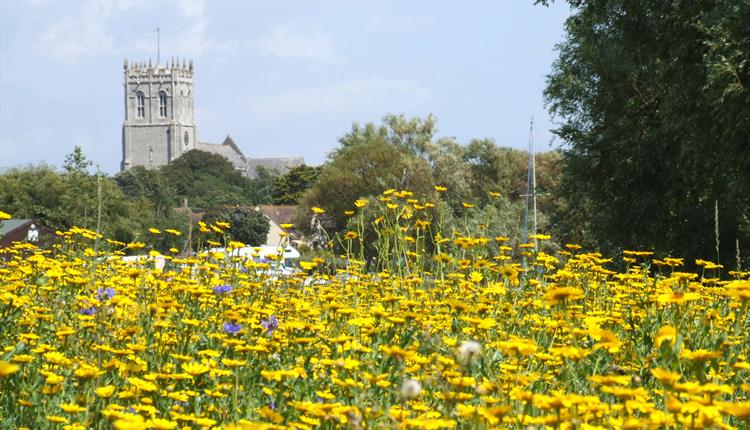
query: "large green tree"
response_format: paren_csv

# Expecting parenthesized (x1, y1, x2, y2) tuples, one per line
(115, 166, 177, 217)
(542, 0, 750, 265)
(160, 150, 255, 210)
(300, 120, 437, 232)
(0, 151, 140, 243)
(272, 165, 322, 205)
(202, 206, 270, 246)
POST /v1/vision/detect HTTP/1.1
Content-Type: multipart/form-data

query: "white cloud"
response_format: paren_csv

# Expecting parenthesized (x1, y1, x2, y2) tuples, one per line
(257, 25, 342, 64)
(32, 0, 236, 62)
(172, 16, 239, 57)
(37, 1, 114, 61)
(174, 0, 204, 18)
(365, 13, 434, 34)
(248, 78, 431, 123)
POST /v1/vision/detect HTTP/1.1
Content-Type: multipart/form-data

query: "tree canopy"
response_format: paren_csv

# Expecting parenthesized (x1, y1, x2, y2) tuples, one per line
(543, 0, 750, 266)
(202, 206, 270, 246)
(299, 115, 561, 252)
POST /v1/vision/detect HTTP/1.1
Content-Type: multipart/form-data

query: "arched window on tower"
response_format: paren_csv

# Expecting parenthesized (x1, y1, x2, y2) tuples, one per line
(136, 91, 145, 118)
(184, 131, 189, 148)
(159, 91, 168, 118)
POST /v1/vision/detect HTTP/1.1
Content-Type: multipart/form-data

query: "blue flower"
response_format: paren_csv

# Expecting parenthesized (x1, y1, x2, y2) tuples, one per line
(261, 315, 279, 336)
(213, 284, 233, 294)
(78, 306, 96, 315)
(97, 287, 116, 302)
(223, 322, 242, 334)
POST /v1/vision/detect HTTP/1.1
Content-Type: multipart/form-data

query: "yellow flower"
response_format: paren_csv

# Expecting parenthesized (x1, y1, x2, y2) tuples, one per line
(403, 418, 456, 429)
(11, 354, 34, 364)
(113, 417, 148, 430)
(727, 280, 750, 302)
(456, 404, 477, 418)
(434, 185, 447, 192)
(544, 286, 583, 305)
(657, 290, 700, 305)
(127, 376, 158, 392)
(221, 358, 247, 368)
(718, 401, 750, 418)
(549, 346, 591, 360)
(46, 416, 70, 424)
(680, 349, 722, 361)
(462, 202, 475, 209)
(257, 406, 284, 424)
(164, 229, 181, 236)
(59, 403, 87, 413)
(469, 271, 483, 283)
(148, 228, 161, 234)
(651, 368, 681, 386)
(654, 325, 677, 347)
(45, 373, 65, 385)
(146, 418, 178, 430)
(496, 338, 538, 356)
(529, 233, 551, 240)
(44, 351, 73, 367)
(0, 361, 20, 377)
(588, 374, 631, 386)
(182, 362, 210, 376)
(73, 364, 104, 379)
(280, 223, 294, 229)
(354, 199, 369, 208)
(311, 207, 325, 214)
(95, 385, 116, 398)
(0, 210, 11, 219)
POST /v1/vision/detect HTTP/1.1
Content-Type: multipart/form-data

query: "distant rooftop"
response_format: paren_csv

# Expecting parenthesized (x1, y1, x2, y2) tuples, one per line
(0, 219, 32, 236)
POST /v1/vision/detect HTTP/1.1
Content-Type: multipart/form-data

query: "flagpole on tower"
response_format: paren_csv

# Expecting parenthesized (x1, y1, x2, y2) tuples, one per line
(155, 27, 161, 65)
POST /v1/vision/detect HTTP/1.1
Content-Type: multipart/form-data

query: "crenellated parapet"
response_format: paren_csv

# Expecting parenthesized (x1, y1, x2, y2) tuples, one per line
(123, 57, 194, 79)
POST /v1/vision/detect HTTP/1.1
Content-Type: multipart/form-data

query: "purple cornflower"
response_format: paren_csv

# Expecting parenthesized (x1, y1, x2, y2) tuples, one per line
(97, 287, 116, 301)
(78, 306, 96, 316)
(261, 315, 279, 337)
(213, 284, 233, 294)
(269, 402, 276, 410)
(223, 322, 242, 334)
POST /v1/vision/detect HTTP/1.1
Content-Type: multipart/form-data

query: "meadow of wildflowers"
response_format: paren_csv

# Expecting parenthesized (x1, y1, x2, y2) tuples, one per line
(1, 194, 749, 430)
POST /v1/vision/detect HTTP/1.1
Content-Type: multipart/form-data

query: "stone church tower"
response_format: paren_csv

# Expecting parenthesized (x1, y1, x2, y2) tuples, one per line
(121, 58, 197, 170)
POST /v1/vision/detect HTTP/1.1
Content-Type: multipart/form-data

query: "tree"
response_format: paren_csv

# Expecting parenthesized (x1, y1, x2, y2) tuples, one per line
(300, 123, 436, 232)
(203, 206, 270, 246)
(0, 165, 68, 230)
(272, 165, 322, 205)
(115, 166, 177, 217)
(63, 146, 93, 173)
(0, 163, 141, 244)
(542, 0, 750, 266)
(245, 166, 276, 205)
(160, 150, 254, 210)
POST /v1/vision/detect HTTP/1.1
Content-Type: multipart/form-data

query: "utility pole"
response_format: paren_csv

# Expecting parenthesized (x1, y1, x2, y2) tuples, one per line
(522, 116, 538, 246)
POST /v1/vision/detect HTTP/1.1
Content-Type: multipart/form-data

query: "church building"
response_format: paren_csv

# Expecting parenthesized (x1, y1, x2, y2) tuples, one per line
(121, 58, 303, 177)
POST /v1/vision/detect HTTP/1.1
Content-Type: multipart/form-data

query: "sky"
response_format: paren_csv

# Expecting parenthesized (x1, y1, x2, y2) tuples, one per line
(0, 0, 571, 174)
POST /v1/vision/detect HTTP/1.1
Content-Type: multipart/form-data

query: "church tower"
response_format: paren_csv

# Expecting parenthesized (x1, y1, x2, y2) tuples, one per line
(121, 58, 197, 171)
